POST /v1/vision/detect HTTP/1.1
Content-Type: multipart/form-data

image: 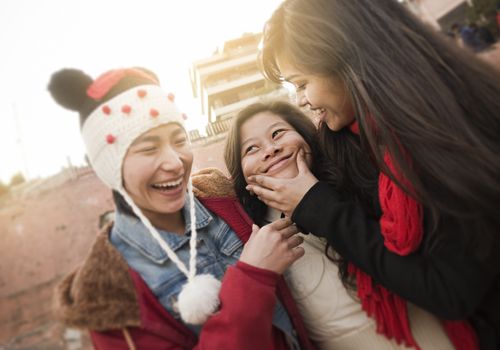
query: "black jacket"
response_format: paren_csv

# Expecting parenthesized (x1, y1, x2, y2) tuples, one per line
(292, 181, 500, 350)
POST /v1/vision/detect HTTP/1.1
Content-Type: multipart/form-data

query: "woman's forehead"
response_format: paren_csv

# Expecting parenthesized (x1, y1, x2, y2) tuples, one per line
(132, 123, 185, 144)
(243, 112, 289, 130)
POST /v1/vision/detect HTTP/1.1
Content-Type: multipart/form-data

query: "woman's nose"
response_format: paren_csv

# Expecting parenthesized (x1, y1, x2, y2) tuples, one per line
(263, 142, 281, 160)
(159, 147, 183, 171)
(296, 91, 309, 108)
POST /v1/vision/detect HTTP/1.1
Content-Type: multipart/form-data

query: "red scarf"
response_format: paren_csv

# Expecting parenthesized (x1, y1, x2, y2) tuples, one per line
(348, 121, 478, 350)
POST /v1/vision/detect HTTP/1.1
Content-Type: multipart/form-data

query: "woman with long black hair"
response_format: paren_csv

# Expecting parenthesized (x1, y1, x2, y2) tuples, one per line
(248, 1, 500, 349)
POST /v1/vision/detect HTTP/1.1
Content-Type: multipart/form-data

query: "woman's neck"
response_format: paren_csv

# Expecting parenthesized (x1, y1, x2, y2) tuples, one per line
(145, 210, 185, 235)
(265, 206, 282, 223)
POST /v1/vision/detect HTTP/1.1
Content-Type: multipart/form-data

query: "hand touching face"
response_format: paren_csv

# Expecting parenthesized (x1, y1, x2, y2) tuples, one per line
(240, 111, 312, 183)
(240, 111, 318, 217)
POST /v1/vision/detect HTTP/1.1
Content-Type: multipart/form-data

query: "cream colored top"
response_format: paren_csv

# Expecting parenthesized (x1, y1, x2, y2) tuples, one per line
(266, 208, 454, 350)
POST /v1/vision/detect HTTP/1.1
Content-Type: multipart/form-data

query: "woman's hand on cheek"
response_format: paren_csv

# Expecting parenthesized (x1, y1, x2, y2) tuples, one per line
(246, 150, 318, 217)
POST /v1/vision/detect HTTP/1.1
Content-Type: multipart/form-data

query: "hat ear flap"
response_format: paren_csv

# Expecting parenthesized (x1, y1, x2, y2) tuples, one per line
(47, 69, 93, 112)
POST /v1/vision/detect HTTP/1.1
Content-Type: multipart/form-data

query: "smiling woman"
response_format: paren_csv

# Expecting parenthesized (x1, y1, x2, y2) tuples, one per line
(276, 62, 355, 132)
(224, 100, 456, 350)
(122, 124, 193, 232)
(46, 67, 315, 349)
(240, 112, 313, 179)
(257, 0, 500, 348)
(224, 101, 320, 225)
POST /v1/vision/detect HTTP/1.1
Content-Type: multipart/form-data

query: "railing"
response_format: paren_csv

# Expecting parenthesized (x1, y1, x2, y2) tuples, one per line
(206, 118, 233, 136)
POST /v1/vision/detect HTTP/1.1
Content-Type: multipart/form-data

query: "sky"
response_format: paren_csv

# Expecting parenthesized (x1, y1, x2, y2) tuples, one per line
(0, 0, 284, 184)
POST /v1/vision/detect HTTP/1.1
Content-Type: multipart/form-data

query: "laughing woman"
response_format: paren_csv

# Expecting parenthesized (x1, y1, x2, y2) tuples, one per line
(224, 100, 456, 350)
(47, 68, 315, 350)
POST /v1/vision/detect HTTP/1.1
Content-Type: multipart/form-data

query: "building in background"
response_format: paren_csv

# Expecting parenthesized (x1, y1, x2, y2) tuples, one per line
(190, 32, 288, 138)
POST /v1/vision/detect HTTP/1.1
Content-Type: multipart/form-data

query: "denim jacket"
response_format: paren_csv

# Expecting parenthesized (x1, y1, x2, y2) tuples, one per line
(110, 195, 299, 348)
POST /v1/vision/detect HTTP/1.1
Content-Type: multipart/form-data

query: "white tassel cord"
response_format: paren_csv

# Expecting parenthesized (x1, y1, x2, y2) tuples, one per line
(120, 180, 221, 324)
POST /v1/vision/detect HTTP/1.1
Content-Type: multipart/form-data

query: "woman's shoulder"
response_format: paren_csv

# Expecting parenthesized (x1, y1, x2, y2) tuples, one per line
(192, 167, 236, 198)
(54, 223, 141, 331)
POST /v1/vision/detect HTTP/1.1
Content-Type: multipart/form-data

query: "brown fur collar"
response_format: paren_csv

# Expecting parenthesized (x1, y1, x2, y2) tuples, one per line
(191, 167, 235, 198)
(54, 222, 141, 331)
(54, 168, 235, 330)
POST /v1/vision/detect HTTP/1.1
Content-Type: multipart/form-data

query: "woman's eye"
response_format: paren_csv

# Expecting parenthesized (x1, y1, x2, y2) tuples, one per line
(138, 146, 156, 153)
(295, 83, 306, 91)
(244, 145, 257, 155)
(272, 129, 285, 138)
(174, 137, 188, 145)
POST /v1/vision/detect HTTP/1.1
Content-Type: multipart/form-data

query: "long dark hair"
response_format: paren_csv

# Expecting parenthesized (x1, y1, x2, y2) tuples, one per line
(260, 0, 500, 248)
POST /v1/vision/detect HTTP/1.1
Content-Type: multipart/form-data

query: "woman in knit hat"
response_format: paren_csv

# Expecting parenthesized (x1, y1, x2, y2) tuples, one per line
(48, 67, 316, 350)
(247, 0, 500, 349)
(224, 100, 456, 350)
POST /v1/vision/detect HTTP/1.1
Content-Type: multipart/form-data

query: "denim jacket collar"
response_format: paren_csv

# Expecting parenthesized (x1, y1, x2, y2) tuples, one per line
(113, 195, 213, 264)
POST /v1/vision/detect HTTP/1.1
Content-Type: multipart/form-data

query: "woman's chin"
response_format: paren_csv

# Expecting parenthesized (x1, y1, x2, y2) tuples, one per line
(326, 119, 339, 131)
(267, 167, 298, 180)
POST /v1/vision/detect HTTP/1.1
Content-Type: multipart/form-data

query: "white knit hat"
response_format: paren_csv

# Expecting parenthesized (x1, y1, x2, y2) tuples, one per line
(82, 84, 183, 189)
(48, 68, 221, 325)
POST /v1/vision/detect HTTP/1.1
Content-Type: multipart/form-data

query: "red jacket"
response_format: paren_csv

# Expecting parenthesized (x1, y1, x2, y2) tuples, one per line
(54, 169, 316, 350)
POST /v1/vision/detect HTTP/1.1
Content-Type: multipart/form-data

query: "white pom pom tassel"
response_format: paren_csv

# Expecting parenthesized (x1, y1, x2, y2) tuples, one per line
(177, 274, 221, 325)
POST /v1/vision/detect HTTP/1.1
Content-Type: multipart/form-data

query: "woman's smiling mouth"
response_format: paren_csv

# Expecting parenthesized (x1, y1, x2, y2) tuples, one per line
(150, 177, 184, 196)
(264, 154, 293, 175)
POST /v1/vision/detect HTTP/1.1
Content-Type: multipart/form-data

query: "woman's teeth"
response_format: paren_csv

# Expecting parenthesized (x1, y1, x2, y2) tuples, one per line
(151, 178, 183, 190)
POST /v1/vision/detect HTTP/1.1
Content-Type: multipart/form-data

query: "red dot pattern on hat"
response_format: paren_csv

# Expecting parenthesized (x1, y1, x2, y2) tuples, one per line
(121, 105, 132, 114)
(150, 108, 159, 118)
(101, 89, 181, 148)
(102, 105, 111, 115)
(106, 134, 116, 144)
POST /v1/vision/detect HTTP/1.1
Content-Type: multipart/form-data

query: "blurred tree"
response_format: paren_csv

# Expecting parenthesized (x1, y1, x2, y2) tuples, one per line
(467, 0, 499, 36)
(10, 172, 26, 187)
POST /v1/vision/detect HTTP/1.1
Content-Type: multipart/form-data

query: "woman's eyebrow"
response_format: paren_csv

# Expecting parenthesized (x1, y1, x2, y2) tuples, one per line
(283, 74, 300, 82)
(241, 137, 256, 151)
(131, 126, 185, 146)
(171, 128, 186, 138)
(131, 135, 160, 146)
